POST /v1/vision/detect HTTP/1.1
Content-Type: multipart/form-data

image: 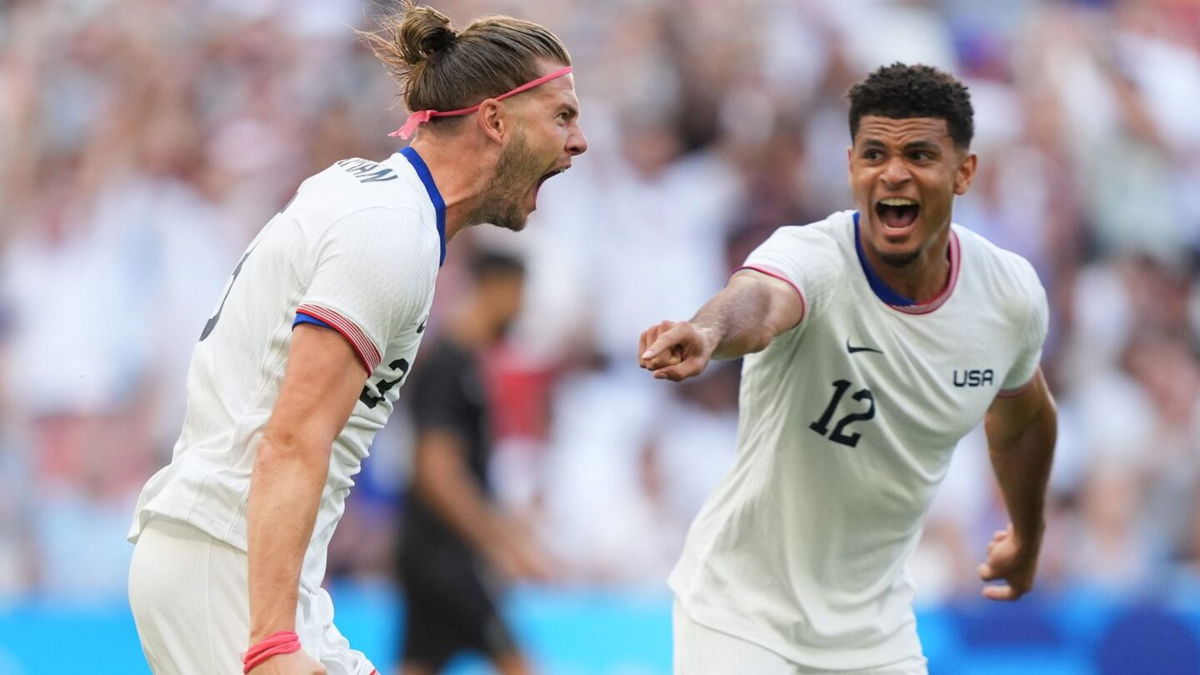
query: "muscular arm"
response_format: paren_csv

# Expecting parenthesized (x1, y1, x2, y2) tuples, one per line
(978, 368, 1057, 600)
(246, 323, 369, 644)
(638, 270, 804, 381)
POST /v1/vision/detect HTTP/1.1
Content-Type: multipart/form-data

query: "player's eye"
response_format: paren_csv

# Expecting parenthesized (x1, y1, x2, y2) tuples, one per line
(862, 149, 883, 160)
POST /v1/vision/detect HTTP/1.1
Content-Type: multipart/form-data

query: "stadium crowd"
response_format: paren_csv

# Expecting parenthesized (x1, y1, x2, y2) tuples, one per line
(1, 0, 1199, 608)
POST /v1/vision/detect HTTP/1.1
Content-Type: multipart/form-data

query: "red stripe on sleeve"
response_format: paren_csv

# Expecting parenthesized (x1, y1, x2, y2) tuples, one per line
(296, 304, 381, 373)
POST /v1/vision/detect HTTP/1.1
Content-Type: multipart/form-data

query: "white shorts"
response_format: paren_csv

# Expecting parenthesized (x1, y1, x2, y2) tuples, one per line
(673, 600, 927, 675)
(128, 517, 377, 675)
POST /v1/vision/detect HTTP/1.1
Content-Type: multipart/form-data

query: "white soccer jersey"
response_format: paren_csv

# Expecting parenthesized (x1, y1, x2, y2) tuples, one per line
(670, 210, 1048, 670)
(129, 148, 446, 592)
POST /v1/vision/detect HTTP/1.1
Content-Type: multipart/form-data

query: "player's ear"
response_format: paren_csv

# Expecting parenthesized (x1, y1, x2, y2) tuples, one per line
(846, 145, 854, 188)
(476, 99, 505, 144)
(954, 151, 977, 196)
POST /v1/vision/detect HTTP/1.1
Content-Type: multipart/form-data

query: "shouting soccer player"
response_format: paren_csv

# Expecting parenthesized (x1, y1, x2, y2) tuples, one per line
(639, 63, 1056, 674)
(126, 3, 586, 674)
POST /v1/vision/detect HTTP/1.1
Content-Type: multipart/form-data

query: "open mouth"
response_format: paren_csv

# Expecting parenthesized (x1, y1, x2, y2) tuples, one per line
(537, 166, 567, 190)
(530, 166, 568, 212)
(875, 197, 920, 231)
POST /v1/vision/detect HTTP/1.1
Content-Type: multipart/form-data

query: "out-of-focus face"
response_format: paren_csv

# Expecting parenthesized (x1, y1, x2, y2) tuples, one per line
(475, 61, 588, 232)
(848, 115, 976, 269)
(481, 272, 525, 338)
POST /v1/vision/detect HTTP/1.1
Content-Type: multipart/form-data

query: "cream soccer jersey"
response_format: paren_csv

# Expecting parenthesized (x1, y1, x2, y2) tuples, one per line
(669, 210, 1049, 670)
(129, 147, 445, 592)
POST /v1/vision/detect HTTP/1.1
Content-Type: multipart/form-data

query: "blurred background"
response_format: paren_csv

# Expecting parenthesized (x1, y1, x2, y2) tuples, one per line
(2, 0, 1200, 672)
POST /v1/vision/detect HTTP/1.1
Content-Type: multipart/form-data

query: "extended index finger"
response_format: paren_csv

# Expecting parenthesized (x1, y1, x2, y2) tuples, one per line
(639, 321, 677, 360)
(642, 325, 686, 364)
(638, 326, 661, 362)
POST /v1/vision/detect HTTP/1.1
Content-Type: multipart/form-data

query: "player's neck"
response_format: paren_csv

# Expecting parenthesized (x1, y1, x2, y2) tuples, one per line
(863, 229, 952, 305)
(408, 138, 498, 240)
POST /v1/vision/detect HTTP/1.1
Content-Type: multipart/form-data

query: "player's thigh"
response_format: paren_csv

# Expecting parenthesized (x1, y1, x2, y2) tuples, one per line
(128, 518, 248, 674)
(672, 600, 797, 675)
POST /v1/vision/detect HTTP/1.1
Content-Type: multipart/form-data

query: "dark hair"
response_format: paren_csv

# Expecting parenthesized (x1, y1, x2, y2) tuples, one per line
(847, 63, 974, 149)
(470, 250, 525, 283)
(360, 2, 571, 130)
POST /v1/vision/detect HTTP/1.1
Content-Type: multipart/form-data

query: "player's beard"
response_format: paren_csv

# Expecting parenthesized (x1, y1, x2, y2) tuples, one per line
(878, 248, 922, 268)
(472, 130, 542, 233)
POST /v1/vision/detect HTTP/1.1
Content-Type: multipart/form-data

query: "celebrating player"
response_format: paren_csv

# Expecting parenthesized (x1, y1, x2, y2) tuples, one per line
(639, 63, 1056, 674)
(126, 3, 586, 674)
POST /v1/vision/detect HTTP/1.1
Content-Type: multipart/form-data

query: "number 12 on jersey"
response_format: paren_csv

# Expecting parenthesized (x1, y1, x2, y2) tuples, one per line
(809, 379, 876, 448)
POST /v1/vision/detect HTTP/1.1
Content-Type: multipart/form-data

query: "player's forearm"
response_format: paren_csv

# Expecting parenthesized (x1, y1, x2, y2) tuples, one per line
(986, 401, 1056, 546)
(246, 433, 332, 642)
(692, 285, 778, 360)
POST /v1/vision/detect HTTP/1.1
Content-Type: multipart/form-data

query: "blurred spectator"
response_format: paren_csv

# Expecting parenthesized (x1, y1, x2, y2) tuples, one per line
(397, 251, 550, 675)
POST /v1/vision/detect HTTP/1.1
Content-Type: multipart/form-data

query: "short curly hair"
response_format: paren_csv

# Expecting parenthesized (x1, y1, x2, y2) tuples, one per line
(847, 63, 974, 149)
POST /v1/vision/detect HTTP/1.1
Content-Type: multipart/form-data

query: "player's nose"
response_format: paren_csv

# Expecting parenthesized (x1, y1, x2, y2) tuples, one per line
(566, 124, 588, 156)
(880, 156, 910, 186)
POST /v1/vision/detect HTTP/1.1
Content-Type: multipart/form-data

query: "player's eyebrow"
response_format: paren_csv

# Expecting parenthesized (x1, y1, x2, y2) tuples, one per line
(903, 139, 941, 153)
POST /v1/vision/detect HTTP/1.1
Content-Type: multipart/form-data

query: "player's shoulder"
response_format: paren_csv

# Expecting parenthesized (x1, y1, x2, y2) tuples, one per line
(954, 226, 1040, 284)
(952, 224, 1045, 313)
(744, 211, 853, 290)
(296, 153, 427, 219)
(290, 154, 438, 242)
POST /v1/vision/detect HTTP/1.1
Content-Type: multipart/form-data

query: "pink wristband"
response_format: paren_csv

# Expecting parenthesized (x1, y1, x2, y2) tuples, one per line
(243, 630, 302, 674)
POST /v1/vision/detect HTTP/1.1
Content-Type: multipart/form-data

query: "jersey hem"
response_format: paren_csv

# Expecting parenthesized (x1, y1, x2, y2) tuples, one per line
(671, 586, 924, 672)
(128, 506, 247, 552)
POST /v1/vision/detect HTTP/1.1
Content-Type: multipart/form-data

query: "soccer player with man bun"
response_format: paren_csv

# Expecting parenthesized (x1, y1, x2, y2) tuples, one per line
(126, 3, 586, 673)
(639, 63, 1057, 674)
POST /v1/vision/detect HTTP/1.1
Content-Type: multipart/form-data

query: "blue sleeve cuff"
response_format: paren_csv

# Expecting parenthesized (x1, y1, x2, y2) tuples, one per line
(294, 313, 334, 330)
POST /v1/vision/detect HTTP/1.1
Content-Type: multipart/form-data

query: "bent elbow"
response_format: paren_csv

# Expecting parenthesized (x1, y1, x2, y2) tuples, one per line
(739, 328, 776, 355)
(256, 429, 331, 470)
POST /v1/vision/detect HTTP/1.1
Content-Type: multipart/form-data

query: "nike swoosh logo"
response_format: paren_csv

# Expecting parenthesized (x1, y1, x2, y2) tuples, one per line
(846, 339, 884, 355)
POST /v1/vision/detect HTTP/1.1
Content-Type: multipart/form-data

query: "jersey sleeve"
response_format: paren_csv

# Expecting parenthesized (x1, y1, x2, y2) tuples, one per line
(738, 224, 844, 324)
(999, 265, 1050, 394)
(296, 207, 438, 374)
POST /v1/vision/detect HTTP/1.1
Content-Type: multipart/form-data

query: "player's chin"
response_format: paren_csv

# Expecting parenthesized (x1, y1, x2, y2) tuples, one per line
(487, 198, 530, 232)
(494, 217, 528, 233)
(877, 246, 922, 269)
(493, 210, 529, 232)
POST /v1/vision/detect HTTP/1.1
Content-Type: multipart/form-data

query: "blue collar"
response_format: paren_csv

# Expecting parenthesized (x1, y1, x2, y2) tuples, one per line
(399, 146, 447, 266)
(853, 212, 915, 307)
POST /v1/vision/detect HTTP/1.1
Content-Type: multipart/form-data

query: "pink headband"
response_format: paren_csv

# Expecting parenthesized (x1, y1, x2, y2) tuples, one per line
(390, 66, 574, 139)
